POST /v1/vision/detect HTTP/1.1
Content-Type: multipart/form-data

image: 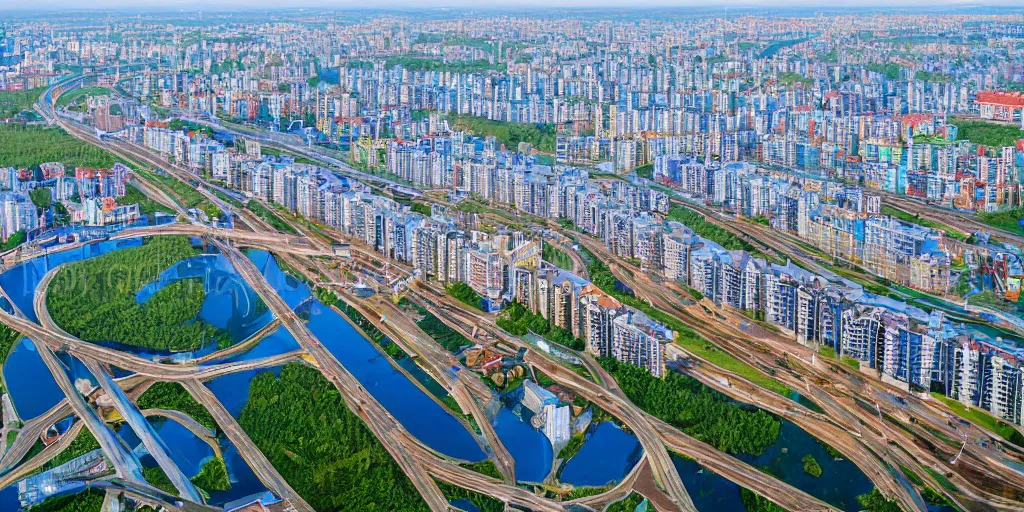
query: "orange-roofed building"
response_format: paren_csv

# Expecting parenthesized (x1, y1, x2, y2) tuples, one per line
(976, 91, 1024, 123)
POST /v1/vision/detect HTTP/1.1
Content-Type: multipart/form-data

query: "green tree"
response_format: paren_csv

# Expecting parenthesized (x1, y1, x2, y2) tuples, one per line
(47, 236, 234, 352)
(446, 281, 483, 310)
(29, 187, 51, 209)
(238, 363, 429, 511)
(802, 454, 823, 477)
(599, 357, 781, 455)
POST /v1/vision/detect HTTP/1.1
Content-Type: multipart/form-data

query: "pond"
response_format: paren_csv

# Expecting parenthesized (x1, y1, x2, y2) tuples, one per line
(119, 416, 215, 478)
(0, 484, 18, 509)
(136, 254, 274, 344)
(117, 420, 266, 506)
(736, 420, 874, 511)
(0, 238, 143, 322)
(212, 441, 269, 505)
(559, 422, 642, 488)
(491, 406, 553, 483)
(82, 251, 275, 360)
(450, 498, 480, 512)
(672, 455, 747, 511)
(3, 338, 64, 420)
(206, 367, 283, 419)
(207, 327, 301, 364)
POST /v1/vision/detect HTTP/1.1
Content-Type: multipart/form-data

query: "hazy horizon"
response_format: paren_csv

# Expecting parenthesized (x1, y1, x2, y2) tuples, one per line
(1, 0, 1022, 13)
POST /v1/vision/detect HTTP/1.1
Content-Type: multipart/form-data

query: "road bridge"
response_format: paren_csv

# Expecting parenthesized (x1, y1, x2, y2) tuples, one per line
(180, 379, 313, 512)
(82, 358, 204, 502)
(0, 400, 73, 475)
(33, 338, 146, 484)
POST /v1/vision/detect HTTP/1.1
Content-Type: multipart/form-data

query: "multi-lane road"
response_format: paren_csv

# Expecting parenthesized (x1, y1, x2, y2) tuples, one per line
(22, 74, 1014, 512)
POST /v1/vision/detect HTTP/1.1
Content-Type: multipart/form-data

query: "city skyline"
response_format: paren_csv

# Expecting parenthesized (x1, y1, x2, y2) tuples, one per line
(0, 7, 1023, 512)
(1, 1, 1022, 12)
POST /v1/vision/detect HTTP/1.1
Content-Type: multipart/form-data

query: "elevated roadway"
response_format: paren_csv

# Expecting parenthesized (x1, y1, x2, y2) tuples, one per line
(33, 338, 146, 484)
(218, 240, 578, 512)
(0, 418, 84, 490)
(409, 285, 844, 512)
(407, 285, 698, 512)
(82, 358, 204, 502)
(217, 240, 452, 511)
(140, 409, 219, 452)
(575, 228, 1024, 510)
(0, 400, 73, 475)
(180, 379, 313, 512)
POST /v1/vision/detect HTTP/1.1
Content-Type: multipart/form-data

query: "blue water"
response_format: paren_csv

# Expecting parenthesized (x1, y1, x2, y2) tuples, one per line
(56, 351, 99, 388)
(120, 417, 266, 505)
(119, 416, 214, 477)
(206, 367, 283, 419)
(248, 250, 487, 463)
(491, 407, 553, 483)
(3, 338, 64, 420)
(0, 237, 273, 505)
(737, 421, 874, 511)
(0, 237, 143, 322)
(209, 327, 301, 364)
(672, 455, 747, 510)
(245, 250, 312, 309)
(136, 254, 274, 344)
(450, 498, 481, 512)
(559, 422, 642, 487)
(0, 485, 18, 509)
(305, 300, 486, 462)
(211, 441, 268, 505)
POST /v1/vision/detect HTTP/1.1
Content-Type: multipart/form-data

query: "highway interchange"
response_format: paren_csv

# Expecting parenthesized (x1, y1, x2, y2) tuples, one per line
(3, 73, 1022, 512)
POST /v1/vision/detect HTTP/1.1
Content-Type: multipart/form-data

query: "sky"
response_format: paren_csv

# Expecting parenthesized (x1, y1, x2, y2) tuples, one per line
(0, 0, 1018, 11)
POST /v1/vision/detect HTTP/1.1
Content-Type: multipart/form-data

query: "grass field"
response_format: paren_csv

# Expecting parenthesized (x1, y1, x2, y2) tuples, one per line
(949, 117, 1024, 148)
(676, 333, 790, 395)
(55, 86, 112, 110)
(931, 392, 1024, 447)
(0, 87, 44, 118)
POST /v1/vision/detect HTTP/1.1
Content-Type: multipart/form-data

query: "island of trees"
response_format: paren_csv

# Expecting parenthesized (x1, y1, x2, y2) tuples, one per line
(47, 236, 232, 352)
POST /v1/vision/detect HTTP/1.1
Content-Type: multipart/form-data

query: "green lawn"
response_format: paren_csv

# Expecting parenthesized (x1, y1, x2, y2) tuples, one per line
(134, 167, 221, 220)
(949, 117, 1024, 148)
(675, 333, 790, 395)
(47, 236, 233, 352)
(930, 392, 1024, 446)
(977, 207, 1024, 235)
(245, 200, 298, 234)
(818, 346, 837, 359)
(0, 87, 44, 118)
(117, 182, 174, 216)
(446, 113, 556, 152)
(542, 243, 574, 271)
(841, 356, 861, 371)
(55, 86, 112, 110)
(0, 125, 120, 169)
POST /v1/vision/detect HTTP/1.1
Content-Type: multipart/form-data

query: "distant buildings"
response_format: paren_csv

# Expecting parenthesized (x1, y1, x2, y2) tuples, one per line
(0, 191, 38, 241)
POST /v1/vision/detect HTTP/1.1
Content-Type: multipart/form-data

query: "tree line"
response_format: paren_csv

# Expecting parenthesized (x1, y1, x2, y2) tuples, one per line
(497, 301, 586, 351)
(0, 125, 119, 170)
(136, 381, 218, 432)
(598, 357, 781, 456)
(446, 281, 483, 310)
